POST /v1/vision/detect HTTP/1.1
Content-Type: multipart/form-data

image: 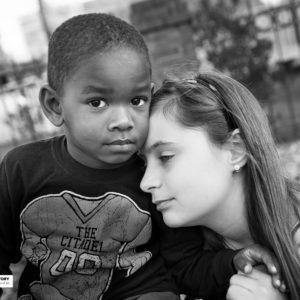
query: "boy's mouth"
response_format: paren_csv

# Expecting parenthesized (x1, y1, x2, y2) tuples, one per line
(108, 139, 133, 146)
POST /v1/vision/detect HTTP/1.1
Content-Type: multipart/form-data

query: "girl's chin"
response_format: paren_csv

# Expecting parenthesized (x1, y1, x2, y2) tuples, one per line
(162, 215, 185, 228)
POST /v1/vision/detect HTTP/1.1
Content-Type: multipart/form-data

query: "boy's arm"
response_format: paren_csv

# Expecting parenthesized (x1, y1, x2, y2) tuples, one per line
(233, 244, 283, 291)
(157, 222, 236, 298)
(0, 159, 22, 275)
(152, 209, 282, 298)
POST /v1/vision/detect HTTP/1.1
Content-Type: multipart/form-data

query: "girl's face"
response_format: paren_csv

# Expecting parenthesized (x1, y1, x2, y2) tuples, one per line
(140, 111, 238, 229)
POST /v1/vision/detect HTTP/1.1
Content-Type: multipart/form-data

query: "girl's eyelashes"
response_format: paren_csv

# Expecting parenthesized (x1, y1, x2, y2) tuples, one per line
(88, 98, 107, 108)
(159, 154, 174, 163)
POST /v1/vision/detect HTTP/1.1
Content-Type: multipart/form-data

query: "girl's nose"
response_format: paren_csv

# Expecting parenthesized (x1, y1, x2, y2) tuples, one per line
(140, 167, 160, 193)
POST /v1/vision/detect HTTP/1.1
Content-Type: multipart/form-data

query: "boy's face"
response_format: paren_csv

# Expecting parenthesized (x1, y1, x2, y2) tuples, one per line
(60, 47, 152, 168)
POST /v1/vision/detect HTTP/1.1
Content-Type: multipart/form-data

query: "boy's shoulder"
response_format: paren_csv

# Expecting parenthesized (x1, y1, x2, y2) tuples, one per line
(2, 135, 63, 165)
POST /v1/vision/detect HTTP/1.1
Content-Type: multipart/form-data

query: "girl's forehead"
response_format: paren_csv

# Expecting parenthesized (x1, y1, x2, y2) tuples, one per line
(147, 113, 205, 145)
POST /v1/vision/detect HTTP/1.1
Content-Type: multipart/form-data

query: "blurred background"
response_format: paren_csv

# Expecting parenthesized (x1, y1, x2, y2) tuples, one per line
(0, 0, 299, 182)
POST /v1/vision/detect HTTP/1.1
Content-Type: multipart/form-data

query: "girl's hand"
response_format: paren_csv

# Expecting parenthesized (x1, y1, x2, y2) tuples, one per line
(226, 267, 288, 300)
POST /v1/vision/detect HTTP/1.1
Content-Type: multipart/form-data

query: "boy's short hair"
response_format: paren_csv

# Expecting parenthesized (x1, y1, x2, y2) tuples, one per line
(48, 13, 150, 94)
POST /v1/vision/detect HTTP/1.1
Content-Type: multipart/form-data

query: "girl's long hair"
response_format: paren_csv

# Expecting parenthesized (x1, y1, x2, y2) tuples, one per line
(151, 71, 300, 299)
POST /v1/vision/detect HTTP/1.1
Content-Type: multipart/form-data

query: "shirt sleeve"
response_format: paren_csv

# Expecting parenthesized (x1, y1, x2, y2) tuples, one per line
(0, 157, 22, 275)
(151, 207, 237, 298)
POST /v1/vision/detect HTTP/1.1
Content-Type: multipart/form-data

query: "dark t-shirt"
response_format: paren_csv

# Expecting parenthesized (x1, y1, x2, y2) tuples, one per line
(0, 136, 236, 300)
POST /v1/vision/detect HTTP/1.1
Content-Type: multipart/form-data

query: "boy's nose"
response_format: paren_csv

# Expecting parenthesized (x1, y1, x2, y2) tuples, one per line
(108, 106, 134, 131)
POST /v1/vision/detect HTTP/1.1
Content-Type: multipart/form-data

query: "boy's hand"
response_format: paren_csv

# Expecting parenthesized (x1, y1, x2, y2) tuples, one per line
(233, 244, 286, 292)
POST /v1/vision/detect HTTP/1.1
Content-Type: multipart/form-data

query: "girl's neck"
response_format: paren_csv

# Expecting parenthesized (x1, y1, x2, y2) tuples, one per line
(224, 233, 254, 250)
(206, 177, 254, 249)
(207, 208, 254, 249)
(218, 208, 254, 249)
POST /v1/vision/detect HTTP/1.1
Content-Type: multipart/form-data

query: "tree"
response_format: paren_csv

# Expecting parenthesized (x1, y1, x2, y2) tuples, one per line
(192, 0, 273, 102)
(38, 0, 51, 40)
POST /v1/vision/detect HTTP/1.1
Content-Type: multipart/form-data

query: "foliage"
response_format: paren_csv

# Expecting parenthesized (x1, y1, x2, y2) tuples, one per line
(192, 0, 273, 102)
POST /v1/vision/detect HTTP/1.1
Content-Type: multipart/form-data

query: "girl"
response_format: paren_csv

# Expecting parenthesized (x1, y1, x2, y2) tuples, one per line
(140, 72, 300, 300)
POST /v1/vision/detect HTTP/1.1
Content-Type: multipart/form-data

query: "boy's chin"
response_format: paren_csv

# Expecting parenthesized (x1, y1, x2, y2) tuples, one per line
(105, 152, 135, 165)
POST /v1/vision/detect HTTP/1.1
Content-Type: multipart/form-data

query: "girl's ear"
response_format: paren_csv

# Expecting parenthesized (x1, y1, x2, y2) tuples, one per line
(226, 129, 248, 173)
(39, 84, 64, 127)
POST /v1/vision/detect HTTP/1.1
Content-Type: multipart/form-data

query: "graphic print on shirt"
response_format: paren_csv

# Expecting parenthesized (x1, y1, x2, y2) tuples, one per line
(19, 191, 152, 300)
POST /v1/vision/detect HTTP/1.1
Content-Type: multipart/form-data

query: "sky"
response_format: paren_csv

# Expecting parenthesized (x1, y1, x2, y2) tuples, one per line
(0, 0, 86, 61)
(0, 0, 38, 61)
(0, 0, 284, 62)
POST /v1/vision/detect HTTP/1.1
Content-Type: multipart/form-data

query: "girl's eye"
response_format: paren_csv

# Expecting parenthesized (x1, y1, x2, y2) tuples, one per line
(159, 154, 174, 163)
(131, 97, 147, 107)
(89, 99, 106, 108)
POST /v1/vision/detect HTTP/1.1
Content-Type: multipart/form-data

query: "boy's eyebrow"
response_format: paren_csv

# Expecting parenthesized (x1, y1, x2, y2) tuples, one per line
(82, 85, 113, 94)
(142, 141, 175, 155)
(82, 84, 150, 95)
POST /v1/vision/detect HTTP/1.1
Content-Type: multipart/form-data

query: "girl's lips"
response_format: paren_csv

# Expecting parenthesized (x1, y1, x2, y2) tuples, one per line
(154, 198, 174, 211)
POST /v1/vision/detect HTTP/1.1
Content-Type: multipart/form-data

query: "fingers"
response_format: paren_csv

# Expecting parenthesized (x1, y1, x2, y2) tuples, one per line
(251, 247, 286, 293)
(254, 265, 283, 291)
(227, 269, 288, 300)
(234, 244, 278, 276)
(233, 249, 254, 273)
(226, 284, 250, 300)
(244, 244, 279, 274)
(279, 282, 287, 293)
(243, 263, 253, 274)
(233, 244, 286, 291)
(270, 274, 282, 291)
(256, 246, 280, 275)
(227, 273, 258, 300)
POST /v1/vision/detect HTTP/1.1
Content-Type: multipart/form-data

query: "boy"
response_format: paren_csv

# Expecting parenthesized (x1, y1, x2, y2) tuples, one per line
(0, 13, 281, 300)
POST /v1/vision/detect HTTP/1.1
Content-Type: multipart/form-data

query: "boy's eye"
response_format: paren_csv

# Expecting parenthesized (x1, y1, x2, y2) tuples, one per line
(89, 99, 106, 108)
(131, 97, 147, 107)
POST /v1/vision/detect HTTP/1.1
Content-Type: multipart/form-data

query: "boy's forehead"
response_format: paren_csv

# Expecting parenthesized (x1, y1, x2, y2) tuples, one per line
(63, 49, 152, 90)
(82, 48, 149, 73)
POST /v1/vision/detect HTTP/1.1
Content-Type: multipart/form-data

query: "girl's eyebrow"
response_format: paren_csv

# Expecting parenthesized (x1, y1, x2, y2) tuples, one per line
(142, 141, 175, 155)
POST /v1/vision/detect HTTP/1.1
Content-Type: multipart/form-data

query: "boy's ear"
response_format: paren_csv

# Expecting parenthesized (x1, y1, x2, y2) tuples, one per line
(226, 129, 248, 172)
(39, 84, 64, 127)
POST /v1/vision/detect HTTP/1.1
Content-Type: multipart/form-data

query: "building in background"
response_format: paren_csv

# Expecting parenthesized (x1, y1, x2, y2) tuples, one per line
(239, 0, 300, 63)
(1, 0, 300, 67)
(0, 0, 300, 154)
(130, 0, 199, 84)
